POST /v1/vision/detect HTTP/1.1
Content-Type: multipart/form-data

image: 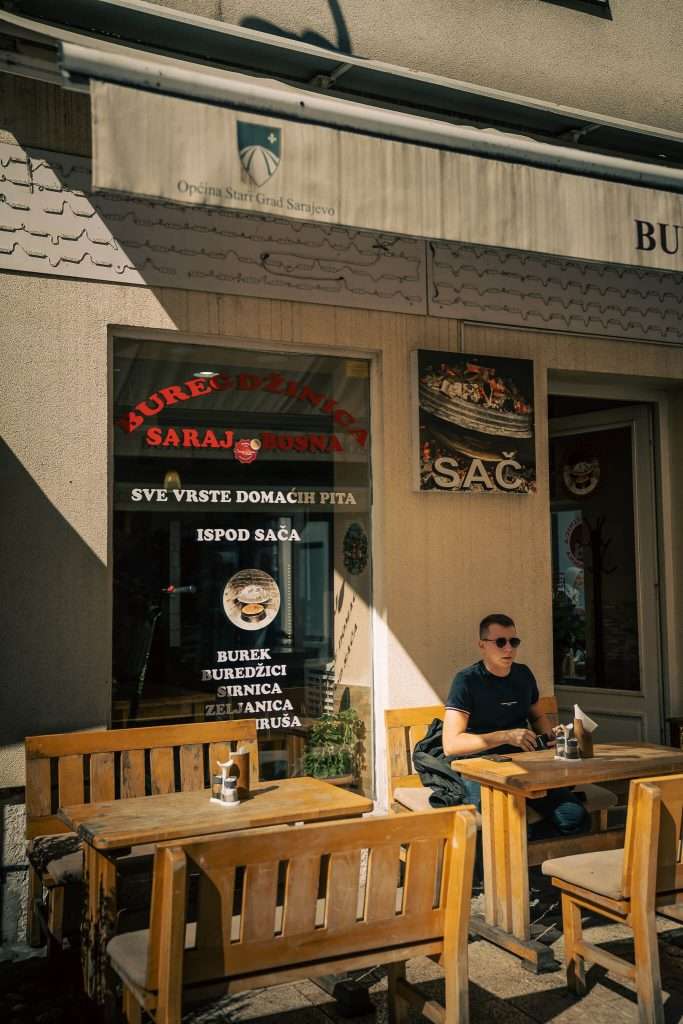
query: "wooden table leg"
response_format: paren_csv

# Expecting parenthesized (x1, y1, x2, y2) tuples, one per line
(492, 789, 512, 932)
(480, 785, 496, 925)
(470, 786, 560, 973)
(507, 792, 530, 941)
(81, 844, 118, 1004)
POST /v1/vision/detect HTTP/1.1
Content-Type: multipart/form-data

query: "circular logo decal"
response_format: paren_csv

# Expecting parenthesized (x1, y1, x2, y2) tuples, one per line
(564, 517, 587, 568)
(563, 457, 600, 497)
(234, 438, 260, 464)
(222, 569, 280, 631)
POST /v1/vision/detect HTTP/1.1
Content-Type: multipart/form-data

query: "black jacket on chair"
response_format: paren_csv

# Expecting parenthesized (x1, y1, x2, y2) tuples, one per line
(412, 719, 466, 807)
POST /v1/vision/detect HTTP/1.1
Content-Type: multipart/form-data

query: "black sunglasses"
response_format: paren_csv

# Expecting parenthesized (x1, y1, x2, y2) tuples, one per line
(481, 637, 521, 649)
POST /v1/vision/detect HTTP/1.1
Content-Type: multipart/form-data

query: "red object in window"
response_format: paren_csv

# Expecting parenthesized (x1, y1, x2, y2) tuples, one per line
(234, 438, 260, 464)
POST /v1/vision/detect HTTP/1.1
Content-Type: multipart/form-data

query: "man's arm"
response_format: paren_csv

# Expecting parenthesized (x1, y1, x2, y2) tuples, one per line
(528, 700, 555, 738)
(442, 708, 536, 756)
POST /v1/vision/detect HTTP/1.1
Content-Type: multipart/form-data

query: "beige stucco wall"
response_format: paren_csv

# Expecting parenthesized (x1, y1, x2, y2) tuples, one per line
(3, 265, 683, 787)
(150, 0, 683, 132)
(2, 75, 683, 793)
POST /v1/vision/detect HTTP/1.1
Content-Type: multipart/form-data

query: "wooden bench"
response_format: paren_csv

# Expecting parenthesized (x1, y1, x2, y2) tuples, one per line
(25, 719, 259, 949)
(543, 773, 683, 1023)
(385, 701, 618, 829)
(107, 806, 478, 1024)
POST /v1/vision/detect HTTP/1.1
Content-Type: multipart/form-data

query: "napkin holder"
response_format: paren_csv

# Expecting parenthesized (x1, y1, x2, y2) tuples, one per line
(573, 704, 598, 758)
(573, 717, 594, 758)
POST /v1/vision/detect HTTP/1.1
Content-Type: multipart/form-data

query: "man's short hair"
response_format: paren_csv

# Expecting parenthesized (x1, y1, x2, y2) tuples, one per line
(479, 613, 515, 638)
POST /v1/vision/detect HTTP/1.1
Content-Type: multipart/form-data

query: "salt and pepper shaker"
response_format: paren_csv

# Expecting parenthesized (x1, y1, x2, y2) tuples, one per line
(554, 723, 580, 759)
(553, 723, 583, 759)
(210, 758, 241, 806)
(565, 736, 580, 759)
(221, 775, 240, 804)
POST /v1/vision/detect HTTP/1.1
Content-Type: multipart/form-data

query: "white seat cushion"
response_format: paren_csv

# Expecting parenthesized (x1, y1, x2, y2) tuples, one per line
(28, 835, 158, 887)
(574, 783, 618, 813)
(393, 782, 616, 820)
(393, 786, 433, 812)
(393, 787, 482, 826)
(27, 833, 83, 883)
(542, 847, 624, 900)
(108, 922, 197, 994)
(108, 929, 152, 992)
(45, 850, 84, 885)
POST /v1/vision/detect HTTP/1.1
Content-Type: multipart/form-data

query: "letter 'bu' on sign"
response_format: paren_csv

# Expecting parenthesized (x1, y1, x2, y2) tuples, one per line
(635, 219, 682, 255)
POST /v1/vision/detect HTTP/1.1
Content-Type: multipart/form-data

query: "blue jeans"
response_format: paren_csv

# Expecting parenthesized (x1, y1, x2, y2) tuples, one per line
(461, 778, 587, 837)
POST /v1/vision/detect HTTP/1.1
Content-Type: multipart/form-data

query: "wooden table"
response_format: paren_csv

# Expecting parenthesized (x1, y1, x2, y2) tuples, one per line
(452, 742, 683, 972)
(59, 777, 372, 1003)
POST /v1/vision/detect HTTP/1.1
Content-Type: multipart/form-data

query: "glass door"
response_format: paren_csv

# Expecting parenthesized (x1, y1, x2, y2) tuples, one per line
(549, 404, 662, 742)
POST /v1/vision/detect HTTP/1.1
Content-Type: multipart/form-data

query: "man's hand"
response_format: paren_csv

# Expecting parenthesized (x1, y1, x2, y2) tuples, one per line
(505, 728, 537, 751)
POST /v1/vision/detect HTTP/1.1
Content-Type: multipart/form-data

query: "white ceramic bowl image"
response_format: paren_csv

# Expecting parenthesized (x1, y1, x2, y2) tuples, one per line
(222, 569, 280, 631)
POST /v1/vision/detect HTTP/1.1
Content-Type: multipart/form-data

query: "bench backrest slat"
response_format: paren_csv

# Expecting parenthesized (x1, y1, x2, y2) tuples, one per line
(26, 759, 53, 819)
(179, 744, 204, 792)
(90, 752, 116, 803)
(25, 719, 259, 839)
(242, 861, 280, 942)
(281, 854, 320, 934)
(150, 748, 175, 796)
(58, 754, 85, 807)
(146, 807, 477, 994)
(121, 749, 146, 799)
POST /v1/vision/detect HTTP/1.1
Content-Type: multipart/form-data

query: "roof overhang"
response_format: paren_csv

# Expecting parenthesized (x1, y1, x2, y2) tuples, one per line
(2, 0, 683, 174)
(2, 0, 683, 275)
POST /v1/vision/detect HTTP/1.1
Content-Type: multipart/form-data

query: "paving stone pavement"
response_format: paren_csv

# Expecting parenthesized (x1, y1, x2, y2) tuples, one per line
(3, 874, 683, 1023)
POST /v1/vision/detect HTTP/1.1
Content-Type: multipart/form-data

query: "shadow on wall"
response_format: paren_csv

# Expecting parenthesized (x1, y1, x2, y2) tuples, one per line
(240, 0, 353, 54)
(0, 439, 110, 748)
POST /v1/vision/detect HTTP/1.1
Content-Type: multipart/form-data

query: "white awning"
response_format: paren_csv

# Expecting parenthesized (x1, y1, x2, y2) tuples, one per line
(90, 78, 683, 272)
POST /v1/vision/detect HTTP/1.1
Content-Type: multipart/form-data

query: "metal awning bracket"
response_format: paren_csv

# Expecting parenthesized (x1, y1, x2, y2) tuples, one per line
(309, 62, 353, 90)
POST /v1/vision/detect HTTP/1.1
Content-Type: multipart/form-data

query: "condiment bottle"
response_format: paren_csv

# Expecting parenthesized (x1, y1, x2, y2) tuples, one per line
(214, 758, 241, 806)
(221, 776, 240, 803)
(554, 733, 566, 759)
(565, 737, 580, 759)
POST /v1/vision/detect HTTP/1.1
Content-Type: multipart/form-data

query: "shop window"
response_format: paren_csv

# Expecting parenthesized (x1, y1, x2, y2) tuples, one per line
(113, 339, 373, 792)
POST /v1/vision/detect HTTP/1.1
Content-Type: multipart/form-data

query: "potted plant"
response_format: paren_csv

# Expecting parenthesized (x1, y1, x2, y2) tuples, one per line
(303, 708, 363, 782)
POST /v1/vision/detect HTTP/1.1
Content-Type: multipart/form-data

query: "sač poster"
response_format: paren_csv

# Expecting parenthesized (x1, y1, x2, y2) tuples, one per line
(415, 350, 536, 493)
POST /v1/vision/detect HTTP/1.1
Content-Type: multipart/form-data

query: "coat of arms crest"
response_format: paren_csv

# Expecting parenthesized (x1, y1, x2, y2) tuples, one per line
(237, 122, 282, 187)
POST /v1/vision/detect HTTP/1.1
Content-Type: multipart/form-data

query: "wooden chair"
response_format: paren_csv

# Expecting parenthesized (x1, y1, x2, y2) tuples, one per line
(25, 718, 259, 949)
(543, 773, 683, 1024)
(108, 806, 478, 1024)
(385, 701, 617, 827)
(385, 704, 445, 812)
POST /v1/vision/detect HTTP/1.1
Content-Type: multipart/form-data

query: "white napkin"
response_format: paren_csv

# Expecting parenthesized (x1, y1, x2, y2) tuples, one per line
(574, 704, 598, 733)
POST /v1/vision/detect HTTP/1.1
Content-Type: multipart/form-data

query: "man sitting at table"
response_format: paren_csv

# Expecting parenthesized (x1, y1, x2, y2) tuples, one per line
(442, 613, 587, 837)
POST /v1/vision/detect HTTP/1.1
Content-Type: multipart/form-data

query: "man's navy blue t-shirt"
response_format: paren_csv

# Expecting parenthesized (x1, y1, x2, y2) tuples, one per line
(445, 661, 540, 754)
